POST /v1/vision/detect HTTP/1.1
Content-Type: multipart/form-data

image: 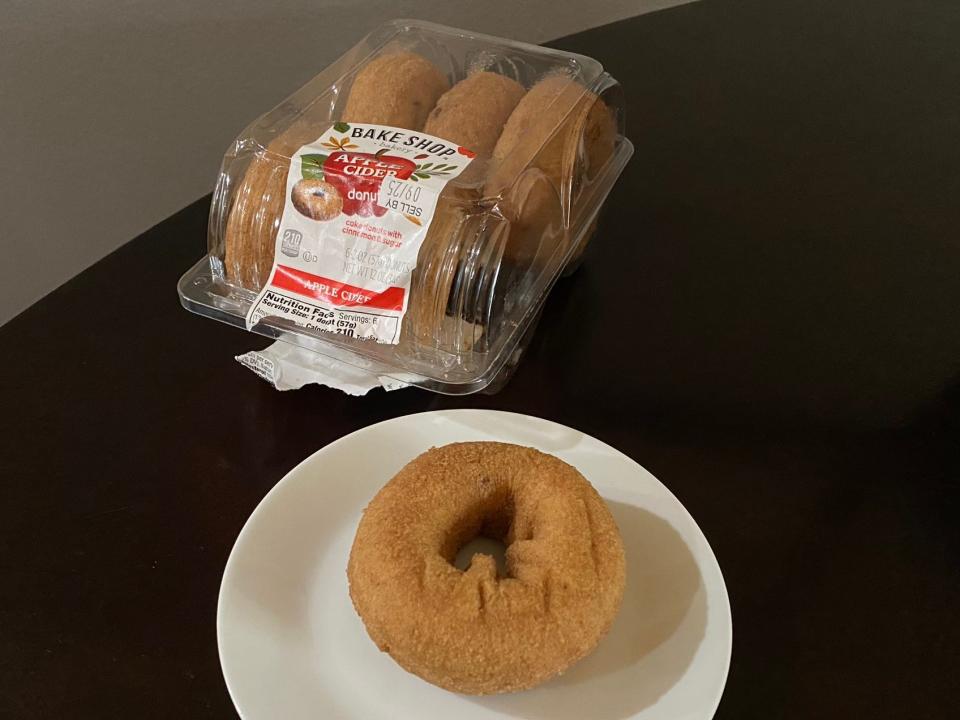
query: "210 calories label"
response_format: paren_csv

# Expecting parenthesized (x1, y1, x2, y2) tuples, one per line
(245, 122, 475, 344)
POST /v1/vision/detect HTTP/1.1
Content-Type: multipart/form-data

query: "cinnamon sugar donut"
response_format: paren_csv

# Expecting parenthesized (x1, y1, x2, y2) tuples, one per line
(424, 71, 525, 158)
(347, 442, 626, 694)
(403, 72, 525, 349)
(485, 75, 617, 266)
(342, 51, 449, 130)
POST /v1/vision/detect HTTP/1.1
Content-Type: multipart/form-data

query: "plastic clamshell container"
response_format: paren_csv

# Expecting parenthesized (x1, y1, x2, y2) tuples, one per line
(178, 19, 633, 394)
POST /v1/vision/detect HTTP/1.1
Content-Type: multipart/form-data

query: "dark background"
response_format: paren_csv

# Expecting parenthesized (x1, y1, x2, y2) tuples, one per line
(2, 0, 959, 717)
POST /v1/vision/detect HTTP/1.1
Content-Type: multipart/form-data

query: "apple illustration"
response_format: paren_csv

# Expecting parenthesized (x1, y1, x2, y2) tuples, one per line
(322, 151, 416, 217)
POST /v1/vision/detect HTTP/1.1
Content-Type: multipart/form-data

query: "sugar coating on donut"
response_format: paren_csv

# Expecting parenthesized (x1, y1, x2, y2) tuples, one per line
(401, 73, 525, 350)
(485, 74, 616, 198)
(343, 51, 450, 130)
(347, 441, 626, 694)
(424, 71, 526, 158)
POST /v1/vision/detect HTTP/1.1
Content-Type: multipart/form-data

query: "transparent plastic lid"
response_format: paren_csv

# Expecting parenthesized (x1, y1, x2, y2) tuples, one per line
(178, 19, 633, 394)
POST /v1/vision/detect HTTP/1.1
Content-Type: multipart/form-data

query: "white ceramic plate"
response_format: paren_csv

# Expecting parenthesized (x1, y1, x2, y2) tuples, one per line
(218, 410, 732, 720)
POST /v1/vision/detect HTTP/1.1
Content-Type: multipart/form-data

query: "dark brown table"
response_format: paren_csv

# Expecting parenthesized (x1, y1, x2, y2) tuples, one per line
(3, 1, 959, 717)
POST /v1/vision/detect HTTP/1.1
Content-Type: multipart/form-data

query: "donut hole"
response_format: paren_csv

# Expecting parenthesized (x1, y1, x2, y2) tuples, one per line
(444, 492, 520, 579)
(453, 536, 508, 577)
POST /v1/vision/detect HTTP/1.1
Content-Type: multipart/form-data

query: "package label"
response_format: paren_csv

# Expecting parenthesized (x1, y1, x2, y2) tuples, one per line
(245, 122, 475, 343)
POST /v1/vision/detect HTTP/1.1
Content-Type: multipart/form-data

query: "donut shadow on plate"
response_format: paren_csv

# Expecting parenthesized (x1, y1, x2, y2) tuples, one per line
(469, 502, 706, 720)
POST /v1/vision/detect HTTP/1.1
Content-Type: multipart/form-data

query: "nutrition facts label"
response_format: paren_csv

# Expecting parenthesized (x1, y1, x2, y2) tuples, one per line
(246, 266, 402, 342)
(245, 122, 474, 343)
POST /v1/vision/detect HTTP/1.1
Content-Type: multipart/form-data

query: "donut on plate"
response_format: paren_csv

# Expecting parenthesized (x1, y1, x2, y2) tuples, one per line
(347, 441, 626, 694)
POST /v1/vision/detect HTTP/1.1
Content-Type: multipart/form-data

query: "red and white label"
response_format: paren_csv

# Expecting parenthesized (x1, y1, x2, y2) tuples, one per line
(245, 122, 474, 343)
(270, 265, 405, 311)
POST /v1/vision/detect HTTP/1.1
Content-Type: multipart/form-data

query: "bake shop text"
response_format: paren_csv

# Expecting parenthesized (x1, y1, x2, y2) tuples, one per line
(350, 126, 458, 158)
